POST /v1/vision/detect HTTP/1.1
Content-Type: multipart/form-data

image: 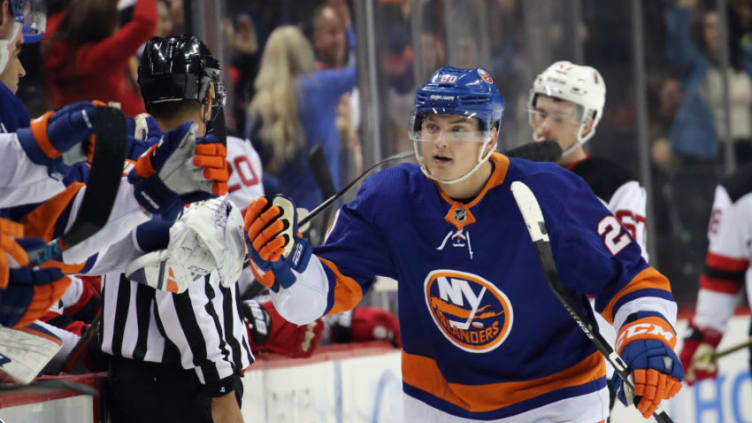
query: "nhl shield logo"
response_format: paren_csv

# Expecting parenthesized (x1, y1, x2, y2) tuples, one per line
(424, 269, 513, 353)
(454, 207, 466, 223)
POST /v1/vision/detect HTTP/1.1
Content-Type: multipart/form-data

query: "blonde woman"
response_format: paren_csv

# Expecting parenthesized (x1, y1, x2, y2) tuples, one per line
(247, 25, 356, 209)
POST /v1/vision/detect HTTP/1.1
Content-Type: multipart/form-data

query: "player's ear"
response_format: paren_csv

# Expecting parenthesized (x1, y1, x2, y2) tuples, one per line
(486, 125, 500, 154)
(202, 85, 214, 122)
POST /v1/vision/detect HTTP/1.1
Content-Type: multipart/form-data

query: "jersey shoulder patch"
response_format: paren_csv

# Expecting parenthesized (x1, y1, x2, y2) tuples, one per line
(569, 157, 636, 202)
(721, 162, 752, 203)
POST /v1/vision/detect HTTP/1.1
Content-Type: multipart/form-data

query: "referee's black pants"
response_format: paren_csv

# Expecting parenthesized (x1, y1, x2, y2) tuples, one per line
(106, 356, 242, 423)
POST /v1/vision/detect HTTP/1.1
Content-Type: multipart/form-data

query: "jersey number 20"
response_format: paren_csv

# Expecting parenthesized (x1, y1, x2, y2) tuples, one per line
(228, 156, 259, 193)
(598, 216, 631, 255)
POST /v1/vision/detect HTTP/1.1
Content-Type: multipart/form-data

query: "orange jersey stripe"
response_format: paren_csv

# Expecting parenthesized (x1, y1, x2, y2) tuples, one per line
(30, 112, 60, 159)
(436, 154, 509, 212)
(18, 326, 63, 346)
(402, 350, 605, 412)
(320, 257, 364, 316)
(600, 267, 671, 325)
(706, 252, 749, 272)
(615, 316, 677, 354)
(21, 182, 85, 241)
(40, 259, 86, 275)
(699, 275, 743, 294)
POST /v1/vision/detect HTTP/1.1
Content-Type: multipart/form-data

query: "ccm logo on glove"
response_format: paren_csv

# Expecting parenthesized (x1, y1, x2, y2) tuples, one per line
(615, 317, 676, 353)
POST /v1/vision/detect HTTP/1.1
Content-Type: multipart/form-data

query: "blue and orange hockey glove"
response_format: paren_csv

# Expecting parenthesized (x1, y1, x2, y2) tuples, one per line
(0, 237, 71, 328)
(127, 113, 163, 160)
(244, 196, 312, 291)
(679, 322, 723, 386)
(17, 102, 98, 178)
(128, 121, 229, 215)
(612, 311, 684, 419)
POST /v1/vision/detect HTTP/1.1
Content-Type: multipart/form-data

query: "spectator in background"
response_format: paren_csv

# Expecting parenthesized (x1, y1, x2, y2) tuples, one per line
(43, 0, 156, 116)
(224, 13, 261, 135)
(312, 0, 350, 70)
(155, 0, 173, 37)
(663, 0, 752, 163)
(167, 0, 182, 34)
(247, 25, 356, 210)
(311, 0, 362, 191)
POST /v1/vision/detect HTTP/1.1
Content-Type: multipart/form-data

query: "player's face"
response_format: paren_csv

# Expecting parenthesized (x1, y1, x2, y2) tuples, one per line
(0, 27, 25, 94)
(528, 95, 581, 153)
(418, 114, 487, 181)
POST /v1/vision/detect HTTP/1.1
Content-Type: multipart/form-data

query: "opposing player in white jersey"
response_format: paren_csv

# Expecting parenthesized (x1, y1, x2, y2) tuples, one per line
(679, 164, 752, 384)
(528, 61, 648, 259)
(527, 61, 650, 410)
(226, 135, 264, 212)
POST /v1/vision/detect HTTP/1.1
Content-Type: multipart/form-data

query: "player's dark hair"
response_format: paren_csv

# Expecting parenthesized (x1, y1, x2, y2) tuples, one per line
(145, 99, 202, 122)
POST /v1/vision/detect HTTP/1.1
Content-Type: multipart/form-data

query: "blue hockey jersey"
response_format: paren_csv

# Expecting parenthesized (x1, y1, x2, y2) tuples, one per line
(276, 153, 676, 421)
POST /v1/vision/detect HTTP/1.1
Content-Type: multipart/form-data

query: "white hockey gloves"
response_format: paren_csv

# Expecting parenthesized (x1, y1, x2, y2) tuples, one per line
(125, 197, 246, 293)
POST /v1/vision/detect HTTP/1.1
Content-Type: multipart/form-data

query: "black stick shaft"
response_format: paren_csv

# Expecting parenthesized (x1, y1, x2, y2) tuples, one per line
(300, 150, 413, 226)
(510, 181, 673, 423)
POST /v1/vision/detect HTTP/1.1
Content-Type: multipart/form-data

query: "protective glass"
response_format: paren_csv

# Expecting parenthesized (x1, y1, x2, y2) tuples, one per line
(527, 108, 581, 130)
(13, 0, 46, 43)
(408, 112, 493, 144)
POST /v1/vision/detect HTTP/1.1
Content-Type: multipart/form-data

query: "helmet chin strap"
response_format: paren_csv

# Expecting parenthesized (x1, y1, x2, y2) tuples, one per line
(557, 120, 597, 161)
(418, 136, 495, 185)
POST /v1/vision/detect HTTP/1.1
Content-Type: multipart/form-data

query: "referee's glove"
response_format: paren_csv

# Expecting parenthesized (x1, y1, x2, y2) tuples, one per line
(244, 196, 312, 291)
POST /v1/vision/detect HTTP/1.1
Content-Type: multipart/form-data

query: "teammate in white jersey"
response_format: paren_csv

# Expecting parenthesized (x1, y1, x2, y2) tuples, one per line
(679, 164, 752, 385)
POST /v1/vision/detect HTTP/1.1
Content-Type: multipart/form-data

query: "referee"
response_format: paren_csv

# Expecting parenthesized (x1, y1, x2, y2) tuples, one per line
(99, 35, 252, 423)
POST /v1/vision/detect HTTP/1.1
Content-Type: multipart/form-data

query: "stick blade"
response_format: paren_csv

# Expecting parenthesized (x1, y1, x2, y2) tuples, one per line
(510, 181, 549, 243)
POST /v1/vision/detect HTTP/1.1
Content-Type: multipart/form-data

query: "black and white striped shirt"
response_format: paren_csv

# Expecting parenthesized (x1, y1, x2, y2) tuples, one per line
(100, 269, 253, 387)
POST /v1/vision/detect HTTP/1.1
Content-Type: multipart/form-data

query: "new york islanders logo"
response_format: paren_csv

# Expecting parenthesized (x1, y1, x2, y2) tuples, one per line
(424, 270, 513, 353)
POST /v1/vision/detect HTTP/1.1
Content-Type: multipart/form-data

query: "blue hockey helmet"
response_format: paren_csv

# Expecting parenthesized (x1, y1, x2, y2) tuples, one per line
(10, 0, 46, 43)
(409, 66, 505, 184)
(412, 66, 504, 133)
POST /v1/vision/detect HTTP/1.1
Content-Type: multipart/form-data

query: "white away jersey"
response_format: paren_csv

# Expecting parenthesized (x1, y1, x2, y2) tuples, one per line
(693, 164, 752, 333)
(226, 135, 264, 212)
(568, 156, 648, 261)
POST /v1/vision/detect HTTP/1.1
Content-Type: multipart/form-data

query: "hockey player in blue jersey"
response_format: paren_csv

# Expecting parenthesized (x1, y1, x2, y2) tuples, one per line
(243, 66, 683, 422)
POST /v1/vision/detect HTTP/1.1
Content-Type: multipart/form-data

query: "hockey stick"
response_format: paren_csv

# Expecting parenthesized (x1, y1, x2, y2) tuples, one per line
(27, 106, 128, 266)
(298, 141, 561, 230)
(509, 180, 674, 423)
(308, 144, 337, 243)
(299, 150, 413, 227)
(695, 336, 752, 363)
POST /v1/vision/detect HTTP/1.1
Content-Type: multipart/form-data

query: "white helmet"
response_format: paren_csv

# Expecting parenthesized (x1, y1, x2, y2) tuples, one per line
(529, 61, 606, 153)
